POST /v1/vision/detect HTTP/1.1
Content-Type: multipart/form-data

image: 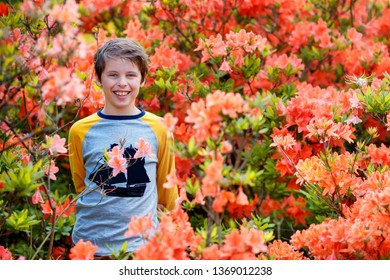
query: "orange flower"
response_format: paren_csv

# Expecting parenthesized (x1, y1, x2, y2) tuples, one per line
(240, 227, 267, 254)
(201, 244, 224, 260)
(40, 198, 75, 220)
(134, 208, 200, 260)
(262, 240, 307, 260)
(306, 117, 354, 143)
(223, 229, 246, 254)
(212, 190, 235, 213)
(124, 213, 154, 238)
(201, 155, 223, 197)
(367, 143, 390, 166)
(281, 195, 309, 226)
(69, 239, 98, 260)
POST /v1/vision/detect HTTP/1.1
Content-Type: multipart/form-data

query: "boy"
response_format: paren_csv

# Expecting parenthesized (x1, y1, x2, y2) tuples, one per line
(68, 38, 178, 257)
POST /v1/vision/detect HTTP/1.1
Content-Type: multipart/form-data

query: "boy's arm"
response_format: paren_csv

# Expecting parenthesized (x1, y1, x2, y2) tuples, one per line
(156, 131, 178, 210)
(68, 124, 86, 194)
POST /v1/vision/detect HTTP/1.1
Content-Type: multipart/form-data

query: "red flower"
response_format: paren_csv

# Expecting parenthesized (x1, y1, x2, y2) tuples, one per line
(0, 2, 9, 16)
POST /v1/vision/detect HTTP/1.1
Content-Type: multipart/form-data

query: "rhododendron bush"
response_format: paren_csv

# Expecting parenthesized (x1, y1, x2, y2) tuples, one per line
(0, 0, 389, 260)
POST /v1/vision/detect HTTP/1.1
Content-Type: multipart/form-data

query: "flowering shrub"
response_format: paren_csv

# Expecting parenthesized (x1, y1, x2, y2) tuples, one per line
(0, 0, 389, 260)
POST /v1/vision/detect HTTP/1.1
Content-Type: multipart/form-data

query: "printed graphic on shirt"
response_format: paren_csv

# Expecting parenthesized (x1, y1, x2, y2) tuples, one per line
(88, 143, 150, 197)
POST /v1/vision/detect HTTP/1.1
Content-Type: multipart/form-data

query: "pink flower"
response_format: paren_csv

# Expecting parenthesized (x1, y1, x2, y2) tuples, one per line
(219, 59, 232, 72)
(220, 140, 233, 154)
(0, 246, 12, 260)
(49, 0, 80, 24)
(45, 160, 59, 180)
(163, 171, 184, 189)
(161, 113, 178, 133)
(107, 146, 124, 158)
(46, 134, 67, 155)
(32, 188, 44, 204)
(270, 134, 297, 150)
(236, 187, 249, 205)
(134, 138, 156, 159)
(108, 155, 127, 177)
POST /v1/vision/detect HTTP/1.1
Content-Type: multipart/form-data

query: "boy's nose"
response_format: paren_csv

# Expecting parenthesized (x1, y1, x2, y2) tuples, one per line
(117, 77, 127, 87)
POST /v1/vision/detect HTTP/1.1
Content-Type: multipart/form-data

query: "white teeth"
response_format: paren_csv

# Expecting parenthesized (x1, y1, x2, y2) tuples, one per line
(114, 91, 130, 96)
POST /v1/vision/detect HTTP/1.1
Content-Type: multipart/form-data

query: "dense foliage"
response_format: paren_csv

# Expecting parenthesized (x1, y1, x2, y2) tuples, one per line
(0, 0, 389, 260)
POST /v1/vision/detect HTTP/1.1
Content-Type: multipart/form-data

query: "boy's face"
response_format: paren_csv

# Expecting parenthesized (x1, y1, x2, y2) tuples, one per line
(98, 58, 144, 115)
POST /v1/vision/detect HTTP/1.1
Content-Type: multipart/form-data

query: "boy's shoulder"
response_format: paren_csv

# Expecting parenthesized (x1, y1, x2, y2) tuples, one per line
(69, 112, 101, 134)
(142, 110, 163, 121)
(141, 110, 169, 135)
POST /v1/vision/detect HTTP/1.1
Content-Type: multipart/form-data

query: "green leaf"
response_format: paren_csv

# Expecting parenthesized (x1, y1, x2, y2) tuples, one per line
(6, 209, 40, 232)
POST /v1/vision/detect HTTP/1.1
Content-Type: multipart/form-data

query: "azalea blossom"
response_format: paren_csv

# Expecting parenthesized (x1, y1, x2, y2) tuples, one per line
(45, 134, 67, 155)
(163, 170, 184, 189)
(134, 138, 156, 159)
(270, 134, 297, 150)
(220, 140, 233, 154)
(124, 213, 154, 238)
(0, 246, 12, 260)
(219, 59, 232, 72)
(49, 0, 80, 24)
(236, 187, 249, 205)
(107, 155, 127, 177)
(32, 188, 44, 204)
(201, 154, 224, 197)
(306, 117, 354, 143)
(40, 198, 75, 220)
(161, 112, 178, 133)
(345, 74, 370, 87)
(349, 94, 363, 109)
(346, 115, 362, 125)
(107, 145, 124, 158)
(45, 160, 59, 180)
(69, 239, 98, 260)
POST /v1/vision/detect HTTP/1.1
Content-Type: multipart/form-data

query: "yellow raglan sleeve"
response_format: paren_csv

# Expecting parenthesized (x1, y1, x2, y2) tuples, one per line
(156, 130, 178, 210)
(68, 122, 87, 194)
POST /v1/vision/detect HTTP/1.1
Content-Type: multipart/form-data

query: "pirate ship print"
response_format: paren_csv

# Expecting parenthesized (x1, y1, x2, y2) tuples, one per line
(88, 143, 150, 197)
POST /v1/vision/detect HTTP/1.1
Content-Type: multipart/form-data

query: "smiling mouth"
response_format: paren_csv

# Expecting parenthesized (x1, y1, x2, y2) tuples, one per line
(114, 91, 131, 96)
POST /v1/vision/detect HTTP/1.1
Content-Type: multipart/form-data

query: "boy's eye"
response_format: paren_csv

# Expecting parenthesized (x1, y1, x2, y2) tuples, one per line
(108, 73, 117, 77)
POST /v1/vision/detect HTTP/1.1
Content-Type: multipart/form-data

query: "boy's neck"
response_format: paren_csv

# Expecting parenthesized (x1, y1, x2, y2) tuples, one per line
(101, 106, 141, 116)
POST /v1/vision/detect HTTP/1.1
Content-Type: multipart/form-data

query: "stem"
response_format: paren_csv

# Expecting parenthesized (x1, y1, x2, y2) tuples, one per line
(322, 143, 343, 217)
(47, 208, 56, 259)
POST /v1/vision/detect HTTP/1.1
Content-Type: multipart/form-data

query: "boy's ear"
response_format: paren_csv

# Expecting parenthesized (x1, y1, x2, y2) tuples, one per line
(95, 79, 102, 87)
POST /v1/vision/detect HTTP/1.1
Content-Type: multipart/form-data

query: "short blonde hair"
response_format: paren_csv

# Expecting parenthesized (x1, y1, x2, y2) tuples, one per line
(94, 38, 149, 83)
